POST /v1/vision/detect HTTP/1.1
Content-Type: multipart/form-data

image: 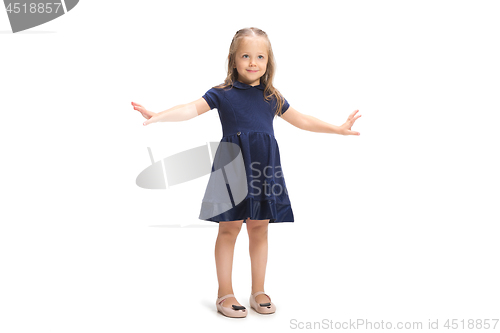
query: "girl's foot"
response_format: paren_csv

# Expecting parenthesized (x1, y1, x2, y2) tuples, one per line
(218, 295, 243, 309)
(255, 293, 270, 304)
(216, 294, 247, 318)
(250, 291, 275, 314)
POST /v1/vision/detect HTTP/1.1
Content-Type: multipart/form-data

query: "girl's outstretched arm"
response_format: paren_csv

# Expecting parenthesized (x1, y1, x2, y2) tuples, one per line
(132, 98, 211, 126)
(281, 107, 361, 136)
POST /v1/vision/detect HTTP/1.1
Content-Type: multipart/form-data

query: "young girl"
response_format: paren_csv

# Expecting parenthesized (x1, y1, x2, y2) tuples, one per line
(132, 27, 361, 318)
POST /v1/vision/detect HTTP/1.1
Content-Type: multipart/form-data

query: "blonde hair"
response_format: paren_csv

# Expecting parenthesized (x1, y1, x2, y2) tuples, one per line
(212, 27, 287, 118)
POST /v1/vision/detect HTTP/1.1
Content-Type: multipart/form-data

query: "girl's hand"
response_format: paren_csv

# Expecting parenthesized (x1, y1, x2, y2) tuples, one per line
(131, 102, 157, 126)
(339, 110, 361, 136)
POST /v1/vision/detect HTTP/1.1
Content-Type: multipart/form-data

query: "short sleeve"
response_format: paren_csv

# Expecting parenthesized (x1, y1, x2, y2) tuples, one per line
(202, 87, 222, 110)
(278, 97, 290, 117)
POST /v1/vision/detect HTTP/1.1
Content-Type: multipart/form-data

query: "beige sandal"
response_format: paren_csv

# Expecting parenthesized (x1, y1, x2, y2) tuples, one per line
(250, 291, 276, 314)
(216, 293, 247, 318)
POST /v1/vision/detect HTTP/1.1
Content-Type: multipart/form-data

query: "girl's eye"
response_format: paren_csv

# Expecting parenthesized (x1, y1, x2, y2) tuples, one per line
(242, 55, 265, 59)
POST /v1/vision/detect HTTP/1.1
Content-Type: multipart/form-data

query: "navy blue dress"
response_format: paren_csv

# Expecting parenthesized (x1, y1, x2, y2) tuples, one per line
(198, 80, 294, 223)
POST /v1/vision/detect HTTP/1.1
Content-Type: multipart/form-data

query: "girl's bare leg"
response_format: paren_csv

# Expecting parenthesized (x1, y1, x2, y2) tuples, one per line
(215, 220, 244, 307)
(247, 219, 271, 304)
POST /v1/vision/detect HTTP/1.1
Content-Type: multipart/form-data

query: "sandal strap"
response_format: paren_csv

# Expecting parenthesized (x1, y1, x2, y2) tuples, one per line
(251, 291, 271, 301)
(217, 293, 235, 305)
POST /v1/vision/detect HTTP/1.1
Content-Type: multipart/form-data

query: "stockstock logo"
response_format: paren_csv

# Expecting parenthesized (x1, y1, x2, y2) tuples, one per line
(3, 0, 79, 33)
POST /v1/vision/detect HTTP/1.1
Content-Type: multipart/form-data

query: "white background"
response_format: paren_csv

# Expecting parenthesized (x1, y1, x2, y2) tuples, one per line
(1, 0, 499, 332)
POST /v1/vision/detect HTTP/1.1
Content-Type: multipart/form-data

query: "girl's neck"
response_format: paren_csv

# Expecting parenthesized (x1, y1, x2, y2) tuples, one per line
(237, 79, 261, 87)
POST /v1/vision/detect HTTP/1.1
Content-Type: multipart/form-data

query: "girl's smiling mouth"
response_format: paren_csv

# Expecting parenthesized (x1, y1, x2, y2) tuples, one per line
(247, 69, 259, 72)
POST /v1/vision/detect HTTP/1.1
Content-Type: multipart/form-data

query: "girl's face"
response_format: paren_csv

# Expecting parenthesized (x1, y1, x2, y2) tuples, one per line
(233, 37, 268, 86)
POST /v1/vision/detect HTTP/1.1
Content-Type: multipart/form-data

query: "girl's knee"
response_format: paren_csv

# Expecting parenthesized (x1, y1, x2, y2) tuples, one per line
(218, 220, 244, 236)
(246, 219, 269, 235)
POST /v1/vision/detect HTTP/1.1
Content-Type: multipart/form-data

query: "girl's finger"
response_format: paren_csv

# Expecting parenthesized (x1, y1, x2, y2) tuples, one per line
(144, 116, 155, 126)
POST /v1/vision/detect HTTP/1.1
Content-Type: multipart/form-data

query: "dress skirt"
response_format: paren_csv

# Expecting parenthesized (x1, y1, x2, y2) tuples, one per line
(199, 131, 294, 223)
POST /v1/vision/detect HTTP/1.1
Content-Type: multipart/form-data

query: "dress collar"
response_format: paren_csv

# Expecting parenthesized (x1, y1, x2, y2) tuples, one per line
(232, 80, 265, 91)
